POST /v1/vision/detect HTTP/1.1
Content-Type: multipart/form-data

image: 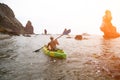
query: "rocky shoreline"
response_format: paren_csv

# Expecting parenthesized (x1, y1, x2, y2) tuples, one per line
(0, 33, 11, 40)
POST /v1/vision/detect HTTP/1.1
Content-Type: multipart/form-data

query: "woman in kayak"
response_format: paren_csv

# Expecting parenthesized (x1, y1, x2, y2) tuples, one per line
(47, 36, 59, 51)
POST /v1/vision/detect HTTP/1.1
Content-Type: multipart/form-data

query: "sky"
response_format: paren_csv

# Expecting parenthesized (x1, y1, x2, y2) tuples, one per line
(1, 0, 120, 35)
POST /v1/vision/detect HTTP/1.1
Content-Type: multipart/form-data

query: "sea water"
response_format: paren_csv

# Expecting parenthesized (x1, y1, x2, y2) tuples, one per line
(0, 34, 120, 80)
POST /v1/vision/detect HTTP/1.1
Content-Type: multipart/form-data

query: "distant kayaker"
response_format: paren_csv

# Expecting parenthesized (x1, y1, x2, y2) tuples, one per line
(47, 36, 59, 51)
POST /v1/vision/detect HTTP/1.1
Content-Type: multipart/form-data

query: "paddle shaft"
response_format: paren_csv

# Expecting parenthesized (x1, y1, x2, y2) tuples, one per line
(34, 34, 63, 52)
(34, 29, 70, 52)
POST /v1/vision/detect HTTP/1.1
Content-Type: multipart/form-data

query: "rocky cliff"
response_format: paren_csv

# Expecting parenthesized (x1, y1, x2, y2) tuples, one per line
(0, 3, 34, 35)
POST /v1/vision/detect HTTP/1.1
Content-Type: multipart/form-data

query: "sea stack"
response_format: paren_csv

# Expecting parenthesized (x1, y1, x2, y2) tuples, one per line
(24, 20, 34, 34)
(100, 10, 120, 39)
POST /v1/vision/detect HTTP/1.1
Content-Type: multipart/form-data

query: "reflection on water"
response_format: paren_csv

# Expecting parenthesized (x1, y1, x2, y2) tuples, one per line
(101, 38, 120, 56)
(0, 34, 120, 80)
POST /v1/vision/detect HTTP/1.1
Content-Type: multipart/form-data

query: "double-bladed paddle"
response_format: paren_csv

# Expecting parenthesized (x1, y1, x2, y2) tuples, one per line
(34, 29, 71, 52)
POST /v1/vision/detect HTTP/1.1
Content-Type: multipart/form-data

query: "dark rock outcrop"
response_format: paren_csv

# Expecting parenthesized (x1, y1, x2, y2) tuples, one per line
(0, 3, 26, 35)
(75, 35, 82, 40)
(100, 10, 120, 39)
(24, 20, 34, 34)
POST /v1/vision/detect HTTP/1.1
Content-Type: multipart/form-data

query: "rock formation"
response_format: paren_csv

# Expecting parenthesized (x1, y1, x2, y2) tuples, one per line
(24, 20, 34, 34)
(100, 10, 120, 39)
(0, 3, 35, 35)
(0, 3, 25, 35)
(75, 35, 82, 40)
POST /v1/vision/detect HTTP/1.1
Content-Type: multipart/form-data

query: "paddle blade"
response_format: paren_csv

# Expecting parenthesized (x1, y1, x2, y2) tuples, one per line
(63, 29, 71, 35)
(34, 49, 40, 52)
(55, 29, 71, 39)
(34, 47, 43, 52)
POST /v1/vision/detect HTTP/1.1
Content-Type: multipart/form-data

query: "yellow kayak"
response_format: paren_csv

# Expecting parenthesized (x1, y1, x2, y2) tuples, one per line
(42, 46, 67, 59)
